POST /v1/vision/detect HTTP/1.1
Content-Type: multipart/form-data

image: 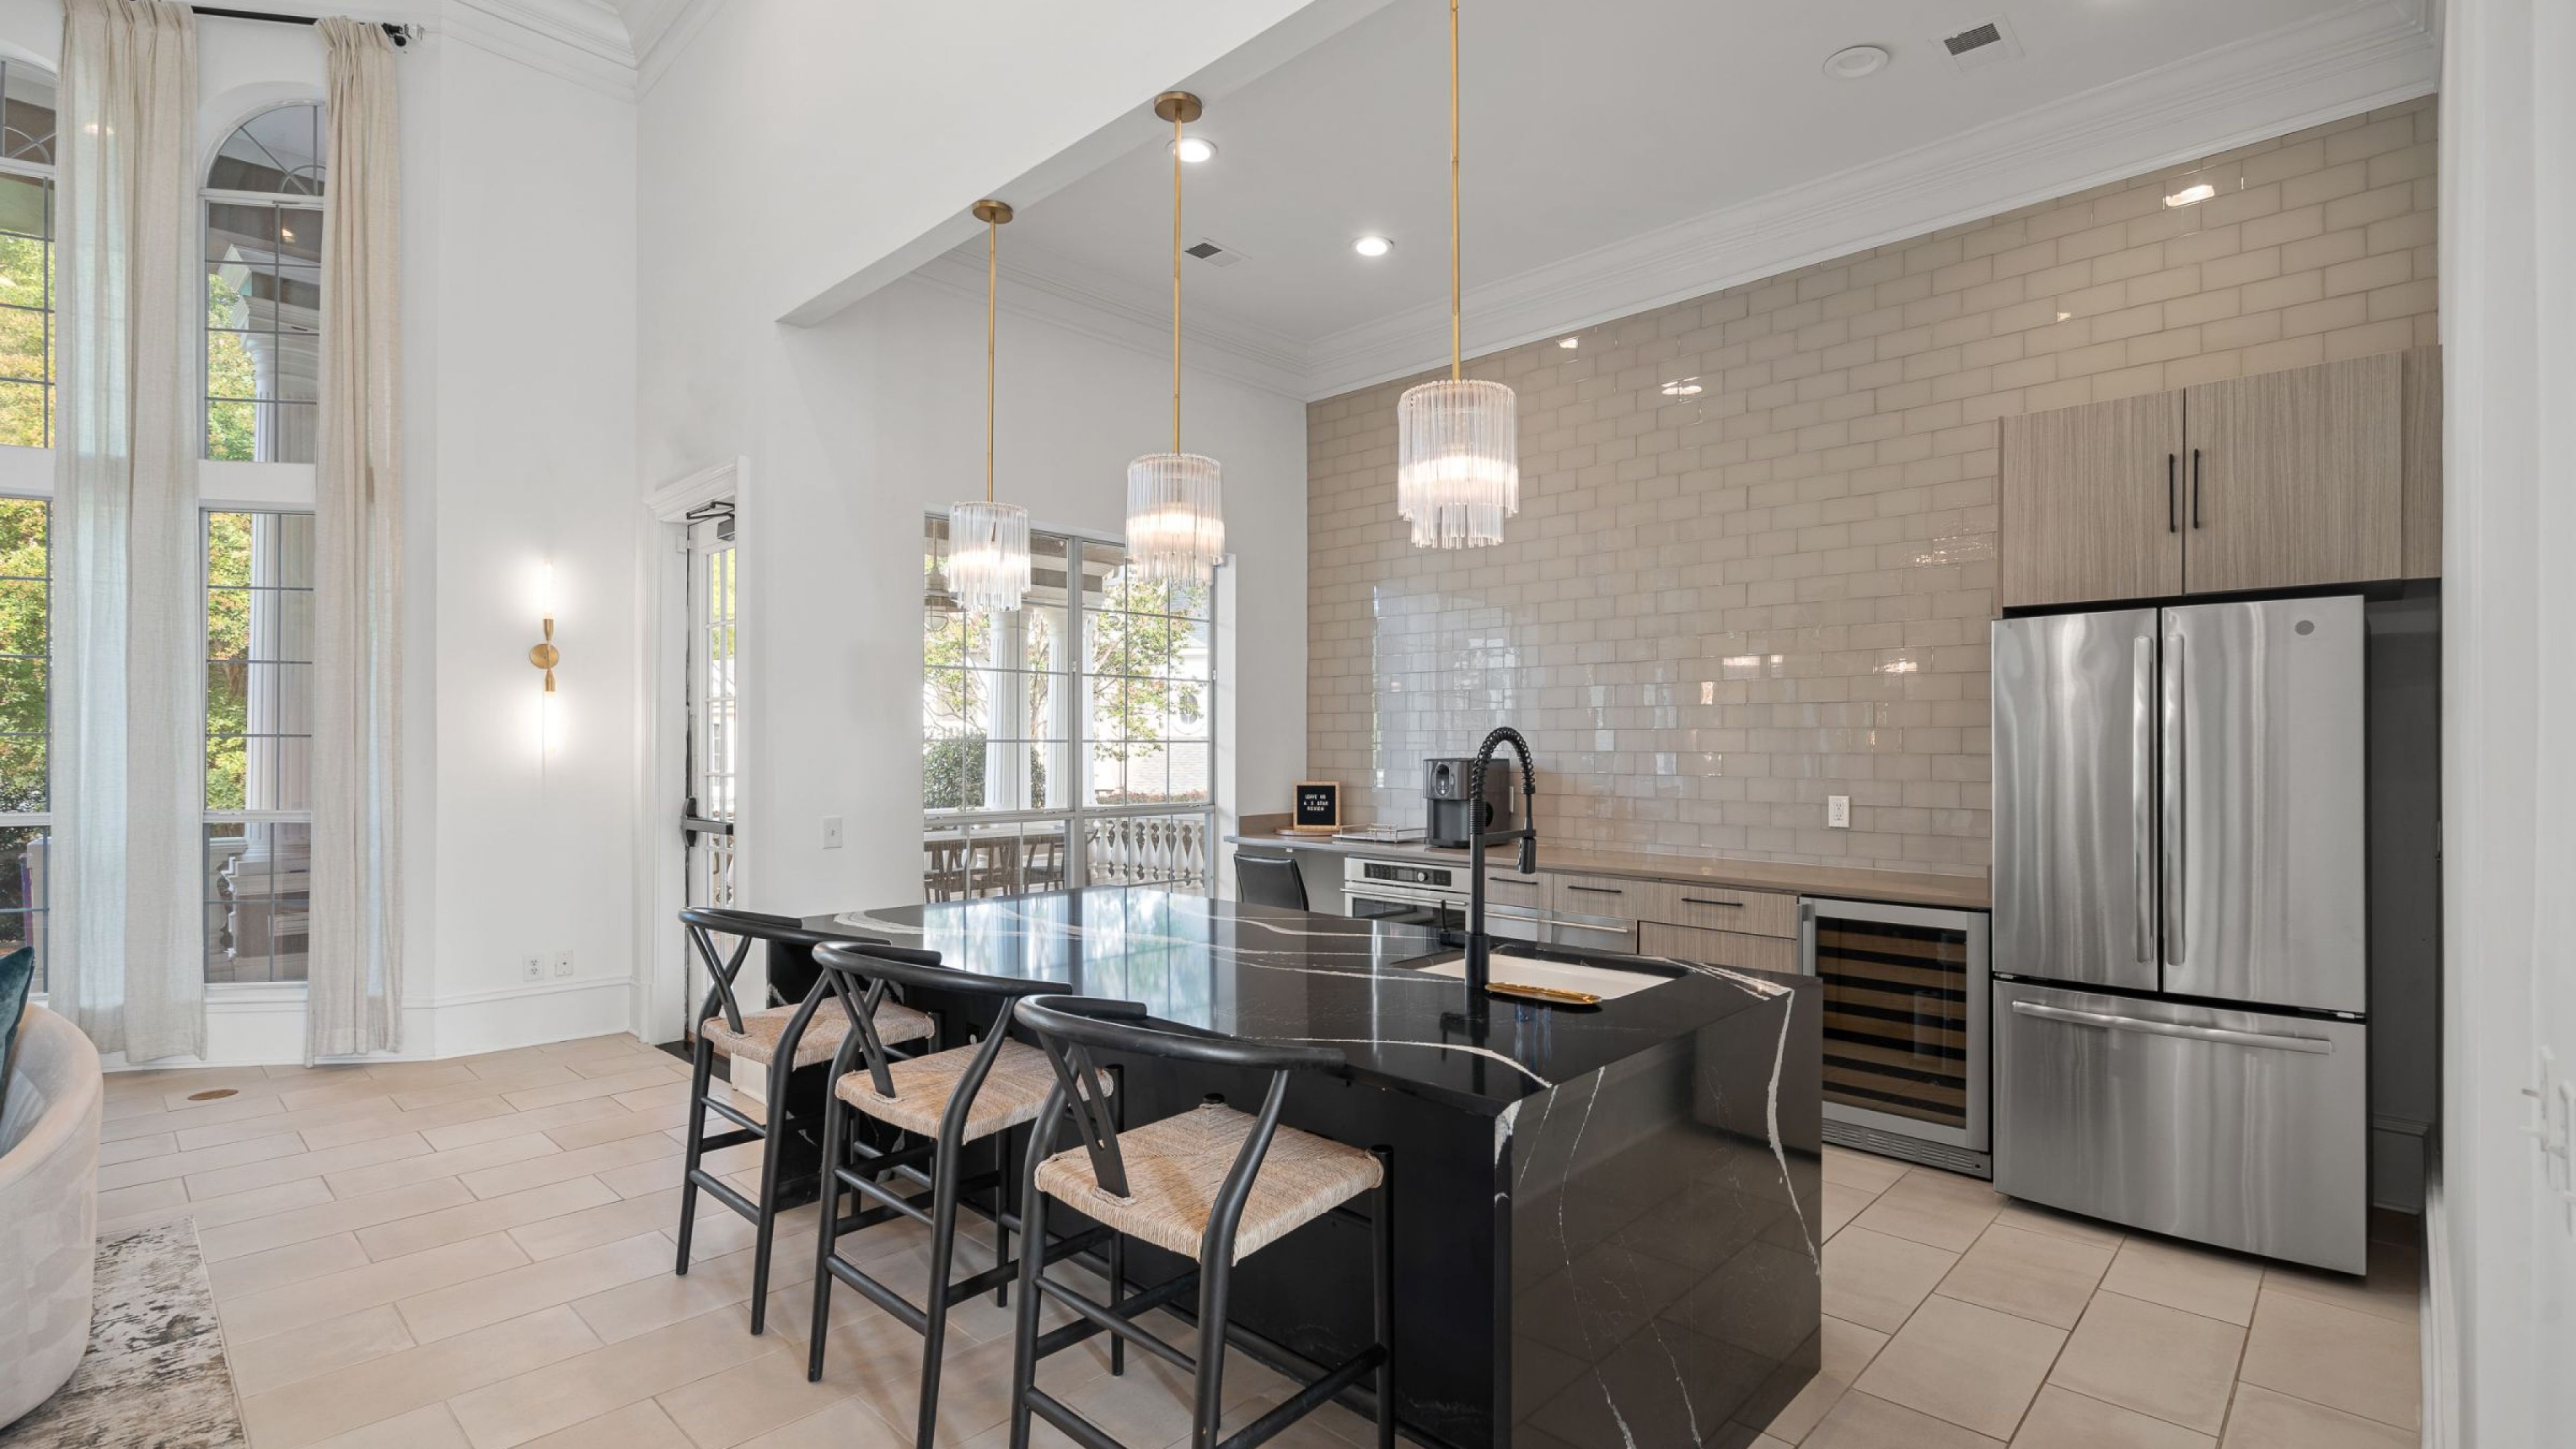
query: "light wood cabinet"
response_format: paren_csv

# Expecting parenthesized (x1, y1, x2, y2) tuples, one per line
(2000, 392, 2185, 608)
(2182, 353, 2402, 594)
(1638, 922, 1796, 973)
(1999, 349, 2437, 608)
(1664, 885, 1800, 938)
(1548, 871, 1674, 923)
(2402, 345, 2443, 579)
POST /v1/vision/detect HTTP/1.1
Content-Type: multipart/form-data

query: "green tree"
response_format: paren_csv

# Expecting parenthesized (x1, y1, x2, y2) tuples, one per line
(205, 270, 259, 461)
(0, 498, 48, 814)
(0, 172, 54, 449)
(203, 513, 253, 810)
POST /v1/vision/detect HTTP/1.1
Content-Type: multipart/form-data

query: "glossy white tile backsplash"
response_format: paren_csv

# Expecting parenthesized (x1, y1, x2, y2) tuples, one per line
(1306, 98, 2438, 874)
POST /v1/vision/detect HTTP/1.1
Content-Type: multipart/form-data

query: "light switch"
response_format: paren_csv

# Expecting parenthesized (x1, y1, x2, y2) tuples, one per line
(822, 815, 845, 849)
(1827, 796, 1851, 828)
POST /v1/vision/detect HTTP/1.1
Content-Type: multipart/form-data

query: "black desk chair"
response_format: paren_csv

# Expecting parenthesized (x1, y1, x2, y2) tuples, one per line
(674, 908, 934, 1335)
(1006, 995, 1395, 1449)
(1234, 852, 1308, 911)
(804, 941, 1120, 1449)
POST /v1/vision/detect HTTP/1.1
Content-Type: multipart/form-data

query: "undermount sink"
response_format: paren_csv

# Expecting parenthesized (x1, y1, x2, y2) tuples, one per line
(1413, 952, 1670, 1002)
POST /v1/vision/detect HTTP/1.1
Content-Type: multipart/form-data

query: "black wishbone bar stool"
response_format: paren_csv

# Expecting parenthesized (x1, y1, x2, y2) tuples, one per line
(675, 907, 936, 1335)
(1007, 996, 1395, 1449)
(804, 942, 1122, 1449)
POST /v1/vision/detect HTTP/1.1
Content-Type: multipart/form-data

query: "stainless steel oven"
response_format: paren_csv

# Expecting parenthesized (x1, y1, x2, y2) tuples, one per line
(1340, 857, 1544, 943)
(1799, 896, 1992, 1177)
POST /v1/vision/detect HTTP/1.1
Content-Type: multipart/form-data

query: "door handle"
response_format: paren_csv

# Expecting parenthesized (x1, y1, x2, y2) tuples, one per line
(2162, 631, 2185, 968)
(2166, 453, 2177, 533)
(1565, 884, 1622, 896)
(2191, 447, 2203, 529)
(2009, 1000, 2332, 1054)
(1682, 896, 1743, 908)
(2131, 635, 2155, 967)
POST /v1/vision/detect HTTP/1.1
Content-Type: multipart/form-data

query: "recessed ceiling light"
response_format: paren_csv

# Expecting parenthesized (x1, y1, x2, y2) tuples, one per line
(1558, 337, 1580, 350)
(2163, 182, 2216, 209)
(1823, 44, 1890, 80)
(1171, 136, 1216, 164)
(1353, 235, 1393, 258)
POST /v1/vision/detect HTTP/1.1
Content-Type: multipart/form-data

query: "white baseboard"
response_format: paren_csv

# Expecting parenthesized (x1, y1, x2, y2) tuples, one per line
(94, 975, 642, 1071)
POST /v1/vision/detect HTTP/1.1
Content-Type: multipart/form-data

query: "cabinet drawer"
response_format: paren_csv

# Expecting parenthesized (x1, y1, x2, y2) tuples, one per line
(1548, 871, 1672, 922)
(1662, 885, 1799, 938)
(1638, 922, 1795, 973)
(1478, 868, 1548, 913)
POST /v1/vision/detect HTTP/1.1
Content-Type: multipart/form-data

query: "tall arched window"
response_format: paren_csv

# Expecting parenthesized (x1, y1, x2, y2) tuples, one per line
(0, 58, 56, 449)
(204, 102, 323, 463)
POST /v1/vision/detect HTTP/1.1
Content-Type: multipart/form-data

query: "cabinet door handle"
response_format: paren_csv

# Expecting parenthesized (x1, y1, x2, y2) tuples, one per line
(1682, 896, 1743, 908)
(1487, 875, 1537, 886)
(1565, 884, 1621, 896)
(2191, 447, 2203, 529)
(2166, 452, 2178, 533)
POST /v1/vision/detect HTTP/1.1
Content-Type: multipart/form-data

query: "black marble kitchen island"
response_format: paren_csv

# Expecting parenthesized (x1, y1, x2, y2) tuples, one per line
(808, 888, 1821, 1449)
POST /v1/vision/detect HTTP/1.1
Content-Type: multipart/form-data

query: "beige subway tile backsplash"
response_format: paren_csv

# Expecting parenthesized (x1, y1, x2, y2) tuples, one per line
(1304, 103, 2433, 876)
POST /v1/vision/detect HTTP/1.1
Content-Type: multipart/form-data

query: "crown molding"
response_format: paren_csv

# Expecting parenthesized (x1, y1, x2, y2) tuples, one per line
(440, 0, 639, 101)
(905, 243, 1316, 399)
(632, 0, 724, 94)
(1295, 0, 2440, 398)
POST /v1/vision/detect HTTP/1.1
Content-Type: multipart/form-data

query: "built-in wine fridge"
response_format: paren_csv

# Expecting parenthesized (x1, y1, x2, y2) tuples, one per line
(1797, 897, 1992, 1177)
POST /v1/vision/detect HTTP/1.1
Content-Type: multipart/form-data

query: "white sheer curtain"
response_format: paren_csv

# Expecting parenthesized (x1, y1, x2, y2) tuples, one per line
(307, 17, 404, 1059)
(50, 0, 202, 1063)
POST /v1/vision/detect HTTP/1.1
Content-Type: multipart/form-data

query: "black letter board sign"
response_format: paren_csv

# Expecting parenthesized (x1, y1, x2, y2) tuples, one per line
(1291, 781, 1340, 834)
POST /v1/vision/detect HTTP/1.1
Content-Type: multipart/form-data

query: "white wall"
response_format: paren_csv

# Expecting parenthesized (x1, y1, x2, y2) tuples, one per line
(636, 2, 1323, 951)
(734, 274, 1306, 921)
(2431, 0, 2576, 1440)
(0, 2, 641, 1063)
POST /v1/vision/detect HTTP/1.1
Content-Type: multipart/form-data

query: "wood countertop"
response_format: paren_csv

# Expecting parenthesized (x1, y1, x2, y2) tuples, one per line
(1230, 818, 1989, 910)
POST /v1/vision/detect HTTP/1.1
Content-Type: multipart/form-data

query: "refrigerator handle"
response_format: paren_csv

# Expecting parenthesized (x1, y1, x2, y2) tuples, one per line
(2008, 1000, 2332, 1054)
(2131, 635, 2155, 966)
(2162, 631, 2186, 967)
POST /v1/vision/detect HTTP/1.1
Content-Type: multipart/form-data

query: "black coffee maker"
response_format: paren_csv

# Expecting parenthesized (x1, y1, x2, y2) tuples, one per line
(1423, 755, 1519, 849)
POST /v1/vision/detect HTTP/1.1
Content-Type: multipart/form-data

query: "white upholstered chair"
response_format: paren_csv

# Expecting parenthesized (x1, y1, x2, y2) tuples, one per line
(0, 1006, 101, 1428)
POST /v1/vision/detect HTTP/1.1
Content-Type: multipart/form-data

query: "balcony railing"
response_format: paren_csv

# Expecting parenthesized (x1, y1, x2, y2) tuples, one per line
(922, 806, 1210, 900)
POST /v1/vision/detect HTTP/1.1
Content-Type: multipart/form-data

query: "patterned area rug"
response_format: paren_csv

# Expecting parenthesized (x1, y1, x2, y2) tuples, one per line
(0, 1220, 248, 1449)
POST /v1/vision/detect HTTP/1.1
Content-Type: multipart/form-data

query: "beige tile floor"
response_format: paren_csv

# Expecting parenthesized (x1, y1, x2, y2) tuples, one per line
(90, 1034, 2423, 1449)
(1771, 1144, 2424, 1449)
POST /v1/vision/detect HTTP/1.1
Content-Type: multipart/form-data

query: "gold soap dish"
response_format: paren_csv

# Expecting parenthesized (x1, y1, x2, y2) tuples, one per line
(1485, 980, 1603, 1008)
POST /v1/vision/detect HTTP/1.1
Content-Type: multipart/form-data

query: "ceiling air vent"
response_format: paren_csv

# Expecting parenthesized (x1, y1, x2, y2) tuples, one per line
(1940, 16, 2021, 70)
(1184, 239, 1244, 268)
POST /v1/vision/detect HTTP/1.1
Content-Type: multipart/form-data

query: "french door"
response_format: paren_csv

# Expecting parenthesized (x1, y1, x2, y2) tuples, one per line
(680, 506, 738, 1041)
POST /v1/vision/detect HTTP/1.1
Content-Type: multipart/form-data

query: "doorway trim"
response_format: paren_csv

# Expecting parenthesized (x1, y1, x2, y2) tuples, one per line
(639, 457, 749, 1046)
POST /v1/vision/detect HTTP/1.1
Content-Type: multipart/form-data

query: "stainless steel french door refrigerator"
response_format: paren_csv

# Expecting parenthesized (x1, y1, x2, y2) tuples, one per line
(1991, 596, 2368, 1273)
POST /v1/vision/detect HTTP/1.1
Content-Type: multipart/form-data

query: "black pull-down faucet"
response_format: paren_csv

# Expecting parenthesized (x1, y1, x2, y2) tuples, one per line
(1462, 726, 1538, 1002)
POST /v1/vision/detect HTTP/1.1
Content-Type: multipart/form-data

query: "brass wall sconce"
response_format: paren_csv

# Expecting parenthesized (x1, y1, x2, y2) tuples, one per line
(530, 561, 559, 694)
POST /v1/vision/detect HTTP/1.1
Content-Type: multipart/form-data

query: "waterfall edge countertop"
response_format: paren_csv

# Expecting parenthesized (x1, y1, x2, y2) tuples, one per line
(1227, 826, 1991, 910)
(823, 888, 1797, 1114)
(812, 888, 1824, 1449)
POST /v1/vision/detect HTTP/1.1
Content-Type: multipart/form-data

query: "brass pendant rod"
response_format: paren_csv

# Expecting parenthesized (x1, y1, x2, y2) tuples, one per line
(1171, 107, 1184, 454)
(985, 211, 997, 504)
(1449, 0, 1461, 382)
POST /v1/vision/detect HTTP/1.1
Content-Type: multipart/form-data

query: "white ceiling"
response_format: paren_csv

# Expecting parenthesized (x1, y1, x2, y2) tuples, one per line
(958, 0, 2434, 395)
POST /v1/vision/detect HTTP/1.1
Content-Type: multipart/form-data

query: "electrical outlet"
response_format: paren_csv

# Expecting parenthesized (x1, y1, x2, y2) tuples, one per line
(1827, 795, 1851, 828)
(822, 815, 845, 850)
(551, 950, 575, 979)
(521, 956, 544, 983)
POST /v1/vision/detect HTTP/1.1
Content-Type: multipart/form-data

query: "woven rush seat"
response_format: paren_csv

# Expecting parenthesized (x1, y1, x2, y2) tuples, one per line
(1034, 1099, 1382, 1263)
(837, 1038, 1105, 1142)
(702, 1000, 934, 1071)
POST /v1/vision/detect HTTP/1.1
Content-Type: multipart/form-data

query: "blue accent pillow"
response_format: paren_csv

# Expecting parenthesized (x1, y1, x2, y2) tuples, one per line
(0, 945, 36, 1128)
